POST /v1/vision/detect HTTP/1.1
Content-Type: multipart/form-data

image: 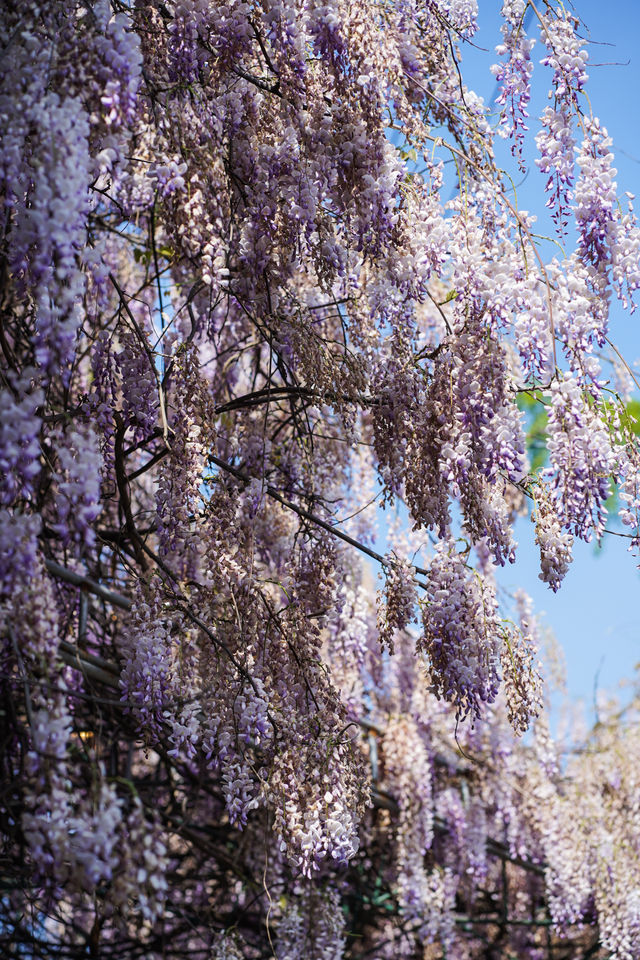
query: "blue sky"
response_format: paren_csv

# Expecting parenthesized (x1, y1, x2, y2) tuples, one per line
(460, 1, 640, 713)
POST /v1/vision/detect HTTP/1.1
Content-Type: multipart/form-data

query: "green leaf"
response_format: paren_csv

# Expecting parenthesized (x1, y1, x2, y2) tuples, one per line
(625, 399, 640, 435)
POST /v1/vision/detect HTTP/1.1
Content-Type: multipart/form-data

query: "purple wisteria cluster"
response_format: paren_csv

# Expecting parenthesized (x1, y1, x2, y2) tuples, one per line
(377, 553, 418, 652)
(3, 0, 640, 958)
(535, 104, 575, 229)
(534, 484, 574, 591)
(492, 0, 536, 163)
(420, 539, 502, 720)
(545, 376, 617, 540)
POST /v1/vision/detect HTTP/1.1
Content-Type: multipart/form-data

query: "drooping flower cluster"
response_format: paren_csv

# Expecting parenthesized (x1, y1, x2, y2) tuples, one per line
(534, 482, 575, 590)
(575, 119, 619, 277)
(536, 104, 575, 229)
(539, 9, 589, 103)
(382, 715, 436, 917)
(12, 93, 90, 379)
(501, 590, 544, 734)
(0, 371, 43, 507)
(492, 0, 536, 163)
(376, 554, 417, 652)
(2, 0, 640, 958)
(545, 376, 617, 540)
(49, 425, 102, 549)
(420, 540, 502, 720)
(276, 886, 346, 960)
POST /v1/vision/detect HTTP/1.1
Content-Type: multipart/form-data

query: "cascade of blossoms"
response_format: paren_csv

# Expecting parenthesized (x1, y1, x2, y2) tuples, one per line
(2, 1, 640, 958)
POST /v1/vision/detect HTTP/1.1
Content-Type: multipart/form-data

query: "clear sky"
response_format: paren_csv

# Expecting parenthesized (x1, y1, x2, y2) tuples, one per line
(461, 1, 640, 714)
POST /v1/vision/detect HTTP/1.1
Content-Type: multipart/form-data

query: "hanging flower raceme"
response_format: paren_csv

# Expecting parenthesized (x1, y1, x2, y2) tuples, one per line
(48, 425, 102, 549)
(382, 715, 436, 916)
(539, 9, 589, 103)
(11, 93, 90, 381)
(545, 376, 617, 540)
(574, 119, 618, 278)
(500, 623, 544, 736)
(376, 554, 418, 652)
(419, 539, 502, 721)
(276, 886, 346, 960)
(492, 0, 536, 163)
(534, 481, 574, 591)
(266, 736, 365, 877)
(0, 371, 43, 508)
(536, 104, 575, 230)
(3, 0, 640, 956)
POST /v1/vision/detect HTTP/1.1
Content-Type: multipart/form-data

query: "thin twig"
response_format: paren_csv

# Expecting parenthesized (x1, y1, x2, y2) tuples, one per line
(208, 453, 430, 579)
